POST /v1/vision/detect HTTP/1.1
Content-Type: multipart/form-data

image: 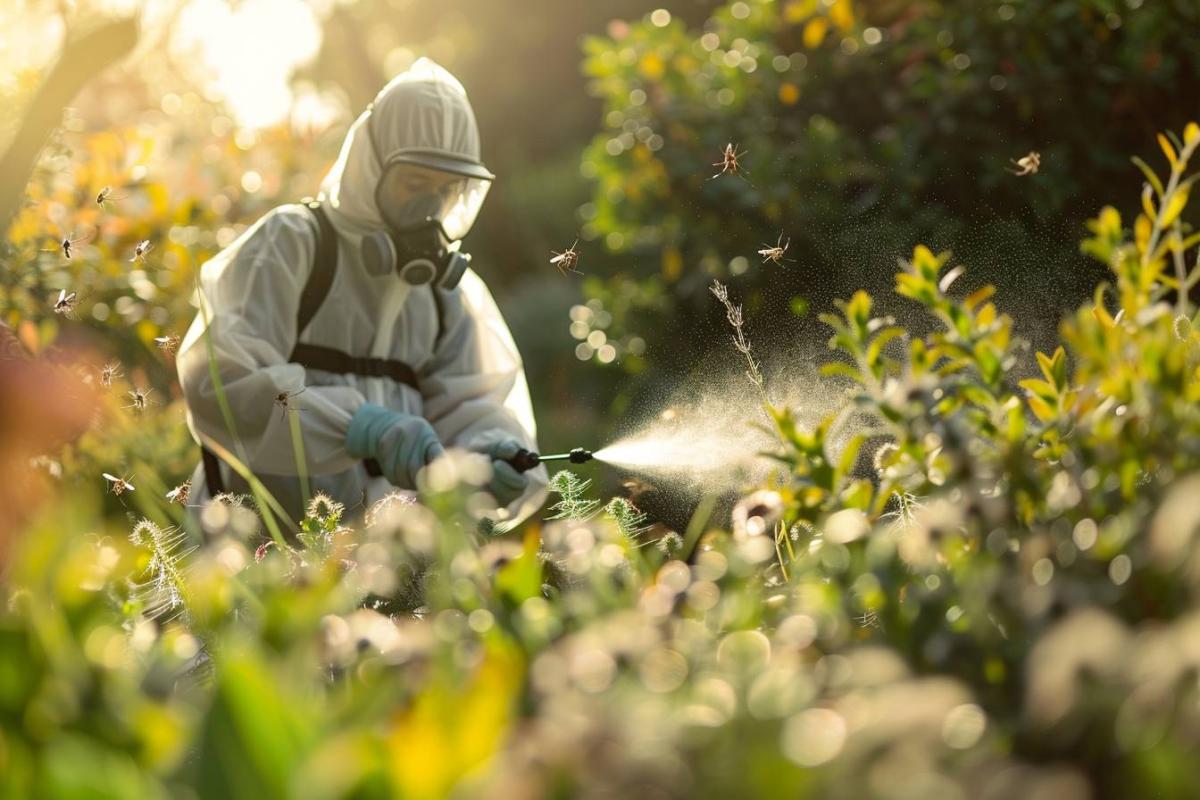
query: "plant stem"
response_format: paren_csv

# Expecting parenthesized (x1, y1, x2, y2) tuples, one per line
(288, 408, 310, 510)
(710, 279, 771, 412)
(773, 521, 789, 581)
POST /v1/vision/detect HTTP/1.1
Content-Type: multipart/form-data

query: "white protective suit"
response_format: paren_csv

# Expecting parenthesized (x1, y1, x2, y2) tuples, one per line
(177, 59, 549, 525)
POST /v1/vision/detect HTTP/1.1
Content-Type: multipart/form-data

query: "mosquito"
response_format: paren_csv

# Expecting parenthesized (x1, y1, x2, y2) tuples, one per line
(275, 387, 306, 418)
(856, 609, 882, 630)
(165, 481, 191, 505)
(622, 477, 657, 503)
(757, 232, 794, 266)
(103, 473, 136, 495)
(43, 230, 93, 260)
(710, 142, 750, 181)
(95, 185, 128, 207)
(125, 386, 155, 412)
(30, 455, 63, 479)
(550, 240, 581, 276)
(1009, 151, 1041, 176)
(130, 239, 153, 264)
(154, 334, 180, 355)
(99, 361, 123, 387)
(52, 289, 80, 318)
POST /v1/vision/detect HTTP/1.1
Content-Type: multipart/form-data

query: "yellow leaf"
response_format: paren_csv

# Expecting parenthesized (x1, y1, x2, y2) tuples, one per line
(1035, 350, 1057, 384)
(389, 643, 523, 799)
(784, 0, 814, 23)
(894, 272, 925, 297)
(845, 290, 873, 324)
(639, 51, 665, 80)
(662, 245, 682, 281)
(1135, 214, 1152, 251)
(1142, 184, 1157, 220)
(1019, 378, 1056, 401)
(1158, 133, 1178, 167)
(1175, 231, 1200, 253)
(146, 183, 170, 218)
(136, 319, 157, 344)
(6, 206, 40, 246)
(1097, 205, 1122, 236)
(1186, 122, 1200, 147)
(1161, 189, 1189, 228)
(830, 0, 855, 31)
(964, 285, 996, 311)
(803, 16, 829, 48)
(1027, 394, 1056, 422)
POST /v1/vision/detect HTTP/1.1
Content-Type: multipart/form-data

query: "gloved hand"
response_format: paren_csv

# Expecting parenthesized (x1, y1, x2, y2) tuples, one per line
(482, 438, 531, 507)
(346, 403, 444, 489)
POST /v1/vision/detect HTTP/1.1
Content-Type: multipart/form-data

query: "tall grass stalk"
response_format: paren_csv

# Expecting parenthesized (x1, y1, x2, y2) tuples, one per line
(200, 435, 296, 546)
(287, 408, 310, 510)
(681, 494, 717, 561)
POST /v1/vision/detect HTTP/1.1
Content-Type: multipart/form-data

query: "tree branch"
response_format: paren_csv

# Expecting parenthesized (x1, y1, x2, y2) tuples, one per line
(0, 16, 139, 237)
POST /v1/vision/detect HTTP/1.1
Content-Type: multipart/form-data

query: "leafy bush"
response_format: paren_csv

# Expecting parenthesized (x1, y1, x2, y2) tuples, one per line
(2, 124, 1199, 799)
(576, 0, 1200, 402)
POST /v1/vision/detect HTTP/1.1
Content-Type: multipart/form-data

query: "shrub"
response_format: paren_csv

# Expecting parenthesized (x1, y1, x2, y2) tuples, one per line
(576, 0, 1200, 409)
(2, 125, 1199, 798)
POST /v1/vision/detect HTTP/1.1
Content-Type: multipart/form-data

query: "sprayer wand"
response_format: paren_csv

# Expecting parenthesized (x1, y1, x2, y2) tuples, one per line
(506, 447, 594, 473)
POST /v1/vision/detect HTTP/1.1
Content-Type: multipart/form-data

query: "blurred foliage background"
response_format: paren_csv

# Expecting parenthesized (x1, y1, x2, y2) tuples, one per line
(0, 0, 721, 496)
(5, 1, 1200, 798)
(577, 0, 1200, 432)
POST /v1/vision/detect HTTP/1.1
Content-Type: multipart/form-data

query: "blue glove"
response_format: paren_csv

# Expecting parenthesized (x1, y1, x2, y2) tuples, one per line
(484, 438, 531, 507)
(346, 404, 444, 489)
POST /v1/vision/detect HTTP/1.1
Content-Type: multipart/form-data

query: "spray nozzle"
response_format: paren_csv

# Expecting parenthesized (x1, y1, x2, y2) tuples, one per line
(506, 447, 594, 473)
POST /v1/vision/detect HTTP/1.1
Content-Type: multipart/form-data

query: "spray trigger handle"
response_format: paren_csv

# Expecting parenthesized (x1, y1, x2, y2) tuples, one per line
(506, 448, 542, 473)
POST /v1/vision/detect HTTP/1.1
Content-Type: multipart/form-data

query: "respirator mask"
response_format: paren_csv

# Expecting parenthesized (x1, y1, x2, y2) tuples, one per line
(361, 216, 470, 289)
(364, 153, 493, 289)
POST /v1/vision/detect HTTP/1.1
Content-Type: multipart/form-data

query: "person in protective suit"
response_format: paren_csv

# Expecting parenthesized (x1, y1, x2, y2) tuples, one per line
(176, 58, 549, 528)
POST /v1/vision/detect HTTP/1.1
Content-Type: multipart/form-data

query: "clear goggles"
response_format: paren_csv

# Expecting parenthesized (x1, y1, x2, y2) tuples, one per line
(374, 151, 493, 241)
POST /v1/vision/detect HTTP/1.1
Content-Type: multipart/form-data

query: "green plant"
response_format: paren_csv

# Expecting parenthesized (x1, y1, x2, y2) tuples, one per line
(577, 0, 1200, 438)
(5, 23, 1200, 796)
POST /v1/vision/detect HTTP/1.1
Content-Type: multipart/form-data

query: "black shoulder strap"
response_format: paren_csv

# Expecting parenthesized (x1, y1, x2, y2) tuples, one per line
(430, 285, 448, 355)
(202, 445, 225, 496)
(201, 201, 401, 498)
(296, 201, 338, 337)
(290, 342, 420, 390)
(294, 200, 448, 350)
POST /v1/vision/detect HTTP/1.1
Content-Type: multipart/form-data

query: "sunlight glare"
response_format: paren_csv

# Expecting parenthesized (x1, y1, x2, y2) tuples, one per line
(171, 0, 322, 129)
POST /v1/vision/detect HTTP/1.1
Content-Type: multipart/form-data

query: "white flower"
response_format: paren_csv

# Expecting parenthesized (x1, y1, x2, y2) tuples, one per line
(731, 490, 784, 540)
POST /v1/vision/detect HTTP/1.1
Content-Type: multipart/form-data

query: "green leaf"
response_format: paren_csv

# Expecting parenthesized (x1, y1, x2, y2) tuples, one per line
(1131, 156, 1165, 198)
(1035, 347, 1067, 390)
(844, 290, 873, 327)
(1018, 377, 1056, 401)
(895, 272, 930, 301)
(911, 244, 945, 281)
(833, 434, 864, 489)
(1026, 394, 1055, 422)
(820, 361, 864, 383)
(866, 327, 905, 366)
(196, 643, 313, 800)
